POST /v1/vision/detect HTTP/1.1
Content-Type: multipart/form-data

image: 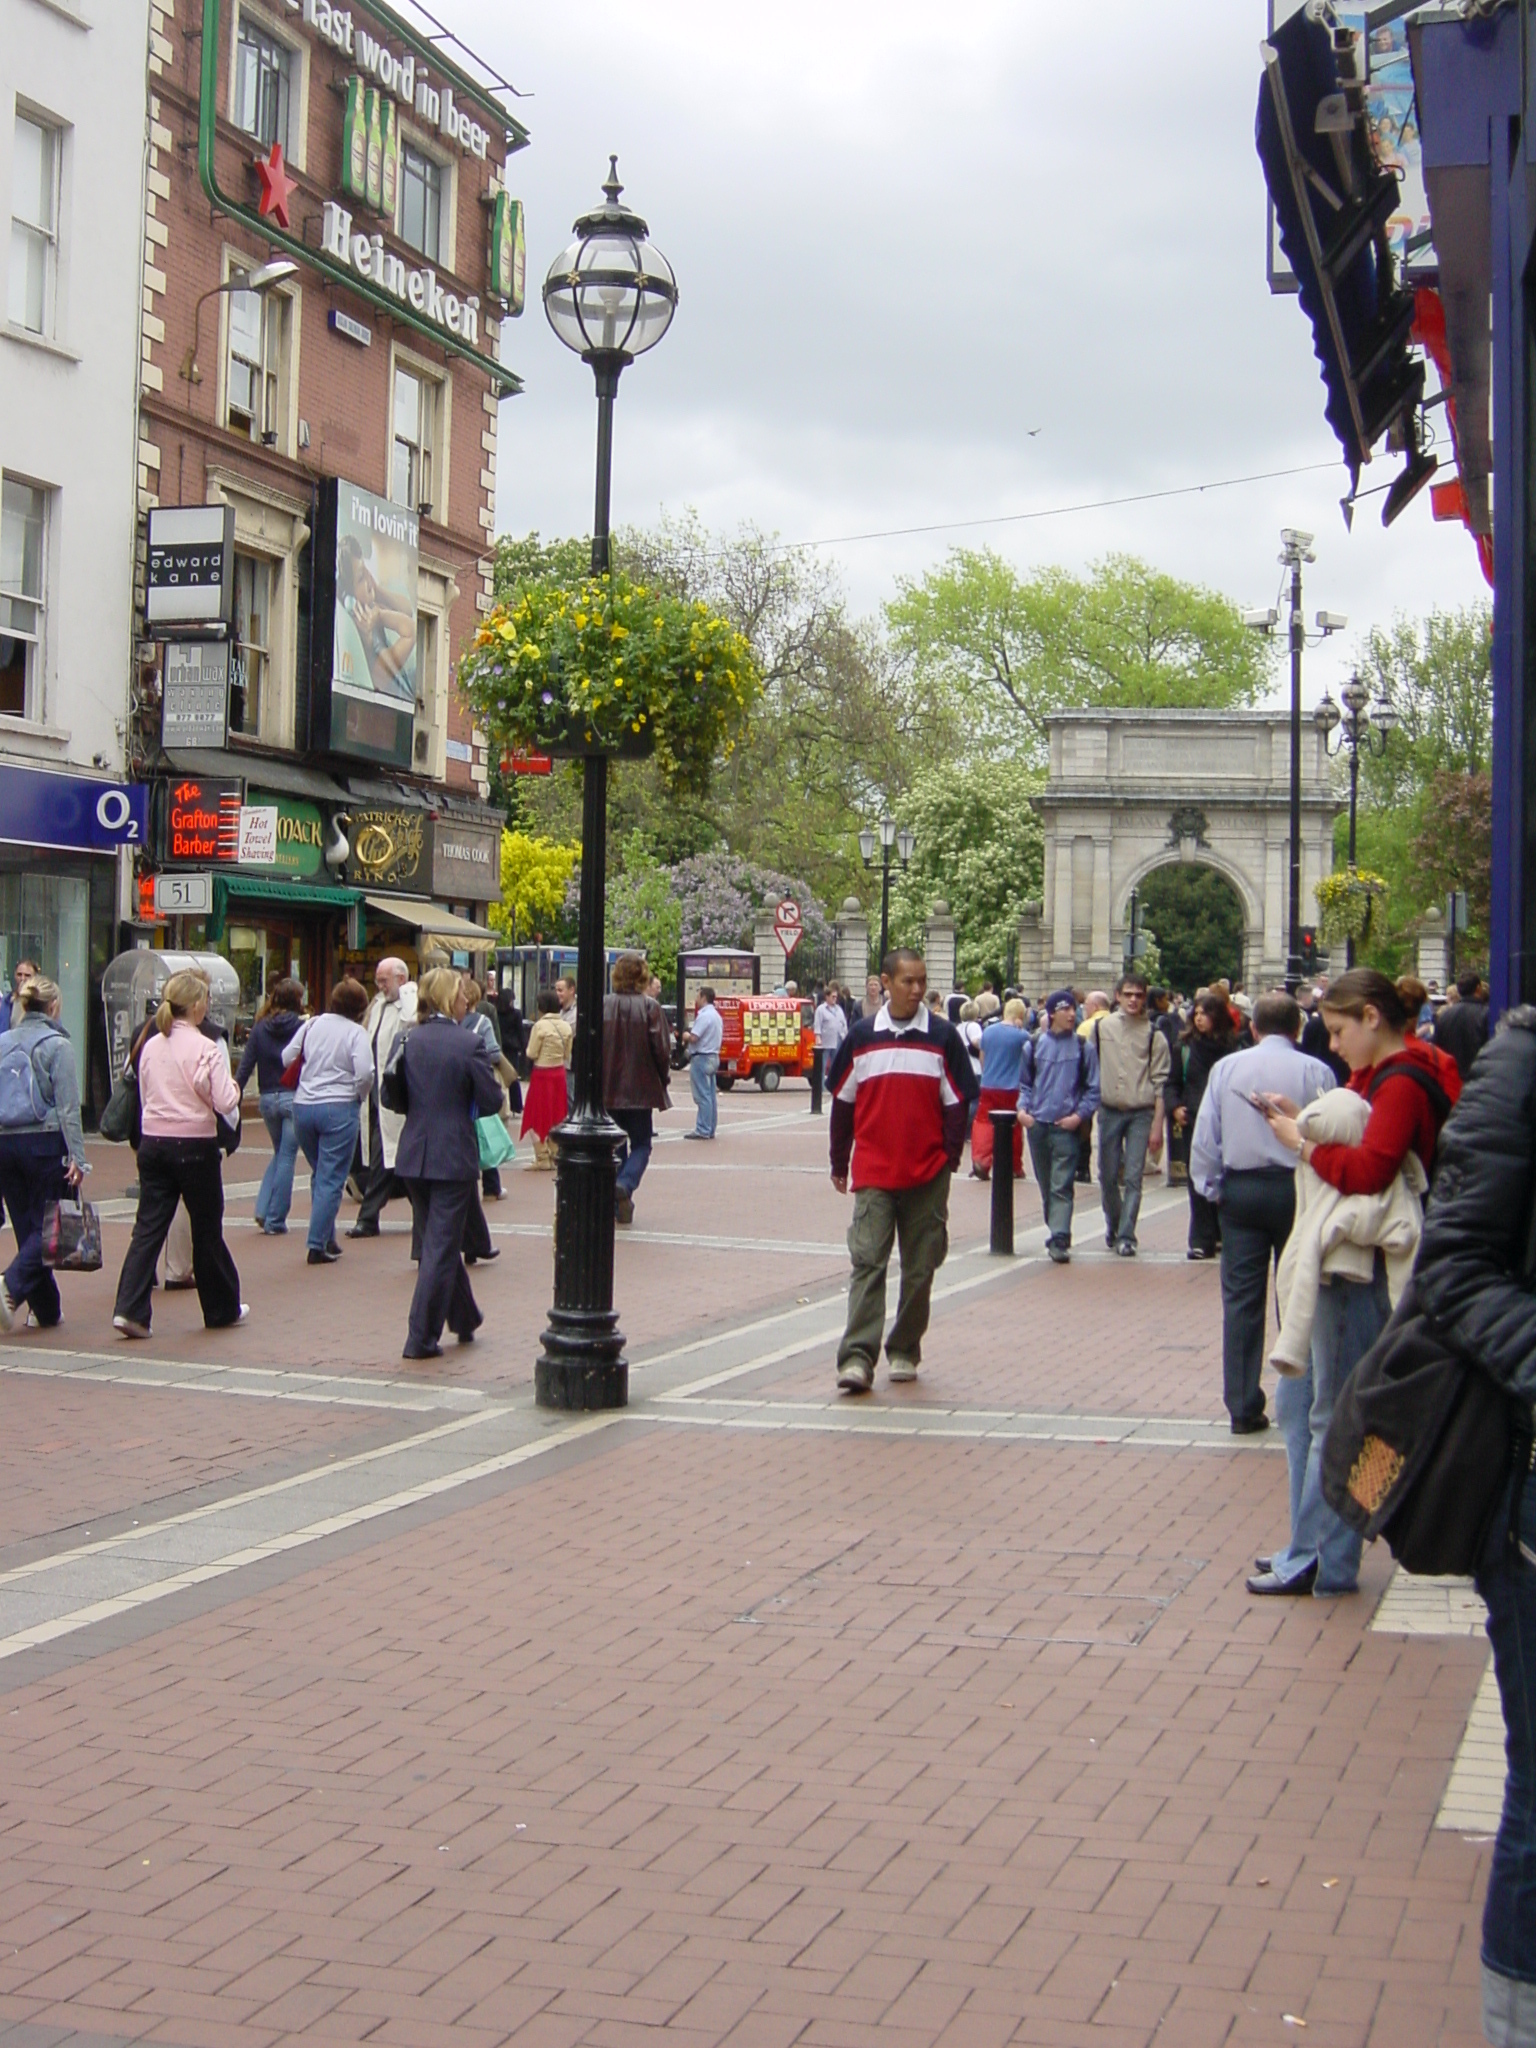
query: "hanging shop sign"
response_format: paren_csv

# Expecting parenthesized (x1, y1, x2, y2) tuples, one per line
(161, 639, 229, 749)
(145, 505, 235, 630)
(235, 805, 279, 866)
(164, 777, 242, 864)
(0, 765, 148, 853)
(487, 191, 525, 314)
(344, 805, 427, 890)
(429, 819, 500, 900)
(246, 793, 326, 877)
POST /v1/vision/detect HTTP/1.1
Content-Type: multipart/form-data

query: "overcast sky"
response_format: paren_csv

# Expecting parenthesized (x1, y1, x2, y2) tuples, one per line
(454, 0, 1489, 706)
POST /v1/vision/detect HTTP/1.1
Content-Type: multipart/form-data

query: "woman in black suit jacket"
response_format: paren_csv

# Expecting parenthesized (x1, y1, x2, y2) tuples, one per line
(388, 967, 505, 1359)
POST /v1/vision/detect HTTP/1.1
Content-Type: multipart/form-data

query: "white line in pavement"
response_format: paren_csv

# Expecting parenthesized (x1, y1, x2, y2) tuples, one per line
(0, 1350, 487, 1412)
(634, 1404, 1277, 1449)
(0, 1412, 620, 1665)
(0, 1403, 508, 1593)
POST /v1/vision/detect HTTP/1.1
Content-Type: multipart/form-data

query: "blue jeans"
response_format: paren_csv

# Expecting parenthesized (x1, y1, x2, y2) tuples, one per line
(256, 1087, 298, 1229)
(613, 1108, 653, 1198)
(1026, 1123, 1079, 1250)
(1478, 1463, 1536, 2036)
(0, 1129, 70, 1325)
(293, 1098, 360, 1252)
(1098, 1104, 1152, 1248)
(1269, 1264, 1387, 1593)
(690, 1054, 718, 1137)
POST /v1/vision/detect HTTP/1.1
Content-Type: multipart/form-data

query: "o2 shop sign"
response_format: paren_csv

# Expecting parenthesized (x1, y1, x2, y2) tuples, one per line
(0, 766, 148, 853)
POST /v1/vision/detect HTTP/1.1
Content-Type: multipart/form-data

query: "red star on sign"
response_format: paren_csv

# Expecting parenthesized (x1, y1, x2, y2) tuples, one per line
(253, 141, 297, 230)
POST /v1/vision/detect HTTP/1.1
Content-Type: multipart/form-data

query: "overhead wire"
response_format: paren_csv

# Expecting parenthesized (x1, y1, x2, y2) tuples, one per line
(759, 459, 1343, 556)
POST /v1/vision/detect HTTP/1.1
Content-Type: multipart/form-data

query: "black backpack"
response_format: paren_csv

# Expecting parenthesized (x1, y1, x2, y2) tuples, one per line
(1363, 1054, 1457, 1188)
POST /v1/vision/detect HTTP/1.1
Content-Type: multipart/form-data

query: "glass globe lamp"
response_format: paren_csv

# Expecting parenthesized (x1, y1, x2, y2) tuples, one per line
(543, 157, 677, 364)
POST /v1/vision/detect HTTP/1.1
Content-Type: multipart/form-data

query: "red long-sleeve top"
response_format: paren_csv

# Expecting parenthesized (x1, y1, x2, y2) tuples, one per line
(1307, 1038, 1462, 1195)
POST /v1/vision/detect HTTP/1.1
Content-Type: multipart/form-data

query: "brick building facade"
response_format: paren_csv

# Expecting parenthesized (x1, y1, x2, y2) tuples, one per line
(132, 0, 526, 1025)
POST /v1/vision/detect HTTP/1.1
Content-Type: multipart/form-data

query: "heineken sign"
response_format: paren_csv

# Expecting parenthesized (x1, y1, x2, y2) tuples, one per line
(322, 203, 481, 344)
(280, 0, 491, 161)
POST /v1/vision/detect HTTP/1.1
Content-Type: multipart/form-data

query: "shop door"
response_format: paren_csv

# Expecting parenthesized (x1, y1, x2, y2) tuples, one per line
(0, 870, 89, 1055)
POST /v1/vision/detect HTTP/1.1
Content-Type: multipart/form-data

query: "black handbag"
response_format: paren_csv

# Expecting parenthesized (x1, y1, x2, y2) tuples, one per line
(216, 1107, 242, 1157)
(99, 1064, 140, 1145)
(380, 1037, 409, 1116)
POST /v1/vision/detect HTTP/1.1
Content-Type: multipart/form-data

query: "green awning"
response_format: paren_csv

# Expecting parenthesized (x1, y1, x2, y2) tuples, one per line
(208, 873, 361, 941)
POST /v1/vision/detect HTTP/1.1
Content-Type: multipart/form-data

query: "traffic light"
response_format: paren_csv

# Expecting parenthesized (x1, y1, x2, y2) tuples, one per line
(1300, 927, 1319, 976)
(1257, 7, 1431, 506)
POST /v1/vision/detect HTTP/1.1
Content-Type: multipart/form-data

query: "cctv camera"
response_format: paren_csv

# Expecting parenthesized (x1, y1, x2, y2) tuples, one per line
(1315, 611, 1349, 634)
(1242, 608, 1279, 631)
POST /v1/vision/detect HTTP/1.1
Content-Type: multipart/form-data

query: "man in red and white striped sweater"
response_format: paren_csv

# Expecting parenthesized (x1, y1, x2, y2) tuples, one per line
(827, 949, 978, 1393)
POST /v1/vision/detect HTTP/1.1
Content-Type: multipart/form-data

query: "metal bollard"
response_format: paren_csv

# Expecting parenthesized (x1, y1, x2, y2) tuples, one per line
(988, 1109, 1016, 1255)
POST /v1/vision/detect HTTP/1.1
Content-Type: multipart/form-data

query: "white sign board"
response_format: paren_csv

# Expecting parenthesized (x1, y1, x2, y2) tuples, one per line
(236, 805, 279, 866)
(145, 505, 234, 628)
(153, 871, 214, 916)
(161, 639, 229, 748)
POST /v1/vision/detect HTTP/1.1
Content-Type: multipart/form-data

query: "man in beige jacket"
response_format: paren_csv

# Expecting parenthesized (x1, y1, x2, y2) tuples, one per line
(1091, 972, 1170, 1256)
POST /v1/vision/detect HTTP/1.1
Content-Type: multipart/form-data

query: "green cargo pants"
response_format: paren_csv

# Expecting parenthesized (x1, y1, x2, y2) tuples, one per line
(836, 1168, 952, 1374)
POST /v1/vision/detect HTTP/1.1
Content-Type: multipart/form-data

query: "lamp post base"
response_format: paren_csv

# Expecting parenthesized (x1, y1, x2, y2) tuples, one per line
(534, 1108, 629, 1411)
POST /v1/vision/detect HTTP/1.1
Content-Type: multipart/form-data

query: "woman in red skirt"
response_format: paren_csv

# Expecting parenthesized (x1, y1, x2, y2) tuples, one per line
(519, 991, 572, 1167)
(970, 998, 1030, 1180)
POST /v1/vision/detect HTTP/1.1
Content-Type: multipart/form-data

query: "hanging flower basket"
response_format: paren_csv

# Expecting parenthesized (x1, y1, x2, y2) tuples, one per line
(457, 571, 759, 797)
(1315, 866, 1389, 946)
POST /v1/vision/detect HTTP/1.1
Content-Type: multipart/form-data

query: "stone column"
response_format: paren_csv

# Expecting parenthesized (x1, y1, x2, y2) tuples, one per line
(924, 899, 956, 993)
(1016, 901, 1047, 994)
(754, 913, 782, 992)
(834, 897, 869, 995)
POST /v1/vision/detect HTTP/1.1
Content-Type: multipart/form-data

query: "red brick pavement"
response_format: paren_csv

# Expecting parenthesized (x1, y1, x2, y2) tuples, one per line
(0, 1095, 1496, 2046)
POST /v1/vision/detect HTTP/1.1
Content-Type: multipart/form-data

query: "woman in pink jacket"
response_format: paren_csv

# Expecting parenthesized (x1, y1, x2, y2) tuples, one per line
(112, 970, 245, 1338)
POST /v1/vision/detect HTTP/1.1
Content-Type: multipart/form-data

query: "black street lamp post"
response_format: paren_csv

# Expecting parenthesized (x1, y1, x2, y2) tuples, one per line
(534, 160, 676, 1413)
(1314, 674, 1398, 967)
(859, 817, 914, 966)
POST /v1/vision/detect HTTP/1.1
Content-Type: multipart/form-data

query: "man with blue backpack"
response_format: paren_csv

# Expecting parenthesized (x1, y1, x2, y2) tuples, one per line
(0, 972, 86, 1332)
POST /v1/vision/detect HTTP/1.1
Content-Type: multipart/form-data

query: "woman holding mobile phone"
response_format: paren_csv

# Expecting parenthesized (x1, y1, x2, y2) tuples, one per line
(1250, 969, 1460, 1597)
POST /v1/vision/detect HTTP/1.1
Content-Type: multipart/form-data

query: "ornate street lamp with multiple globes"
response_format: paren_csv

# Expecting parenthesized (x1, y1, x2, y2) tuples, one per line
(1313, 674, 1399, 967)
(534, 160, 676, 1413)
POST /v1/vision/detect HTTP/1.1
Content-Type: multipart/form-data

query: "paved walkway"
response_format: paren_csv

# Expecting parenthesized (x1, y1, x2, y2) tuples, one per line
(0, 1090, 1498, 2045)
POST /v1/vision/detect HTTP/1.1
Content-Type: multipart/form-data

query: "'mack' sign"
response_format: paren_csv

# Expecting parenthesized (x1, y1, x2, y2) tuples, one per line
(321, 203, 480, 344)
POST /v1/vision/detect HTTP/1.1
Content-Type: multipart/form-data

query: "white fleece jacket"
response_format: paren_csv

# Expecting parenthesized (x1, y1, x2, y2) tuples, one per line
(1269, 1088, 1427, 1376)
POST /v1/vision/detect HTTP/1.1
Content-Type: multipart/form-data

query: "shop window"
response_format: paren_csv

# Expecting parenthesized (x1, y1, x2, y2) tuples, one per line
(234, 19, 293, 154)
(0, 477, 46, 719)
(391, 361, 441, 514)
(230, 552, 272, 736)
(398, 142, 443, 263)
(225, 284, 287, 443)
(8, 112, 61, 337)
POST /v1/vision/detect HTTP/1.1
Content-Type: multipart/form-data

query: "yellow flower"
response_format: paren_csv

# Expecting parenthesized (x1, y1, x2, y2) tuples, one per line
(574, 613, 587, 629)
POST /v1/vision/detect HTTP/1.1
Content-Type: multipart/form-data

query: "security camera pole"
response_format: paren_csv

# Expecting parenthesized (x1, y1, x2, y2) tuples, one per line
(1246, 533, 1345, 992)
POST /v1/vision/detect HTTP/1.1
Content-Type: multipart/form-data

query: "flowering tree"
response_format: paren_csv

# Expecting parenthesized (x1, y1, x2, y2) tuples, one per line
(487, 831, 580, 944)
(668, 849, 833, 954)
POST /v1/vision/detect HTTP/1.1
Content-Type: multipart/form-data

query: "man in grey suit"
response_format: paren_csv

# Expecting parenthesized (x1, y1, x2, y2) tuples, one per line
(387, 968, 505, 1360)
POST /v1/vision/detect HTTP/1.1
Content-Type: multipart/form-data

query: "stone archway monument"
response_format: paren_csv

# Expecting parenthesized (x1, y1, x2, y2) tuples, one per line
(1017, 710, 1341, 992)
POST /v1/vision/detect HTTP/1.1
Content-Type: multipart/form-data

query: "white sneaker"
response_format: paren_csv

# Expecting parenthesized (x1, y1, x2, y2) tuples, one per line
(236, 1303, 250, 1324)
(887, 1354, 919, 1383)
(0, 1283, 14, 1333)
(113, 1314, 150, 1340)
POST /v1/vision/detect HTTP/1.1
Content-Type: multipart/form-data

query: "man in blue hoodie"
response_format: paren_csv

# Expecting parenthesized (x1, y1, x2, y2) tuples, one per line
(1019, 990, 1100, 1263)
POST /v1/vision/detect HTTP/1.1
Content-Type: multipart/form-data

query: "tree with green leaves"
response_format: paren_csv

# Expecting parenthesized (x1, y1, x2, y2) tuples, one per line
(887, 757, 1045, 986)
(1136, 865, 1246, 993)
(1345, 603, 1492, 970)
(886, 551, 1272, 765)
(604, 833, 683, 987)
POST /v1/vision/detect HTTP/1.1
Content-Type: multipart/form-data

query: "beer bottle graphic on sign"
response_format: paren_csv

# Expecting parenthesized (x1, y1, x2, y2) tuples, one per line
(380, 96, 399, 220)
(365, 88, 383, 212)
(342, 76, 367, 200)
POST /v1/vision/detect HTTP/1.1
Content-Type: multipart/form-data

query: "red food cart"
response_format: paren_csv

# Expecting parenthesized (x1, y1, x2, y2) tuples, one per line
(716, 994, 816, 1091)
